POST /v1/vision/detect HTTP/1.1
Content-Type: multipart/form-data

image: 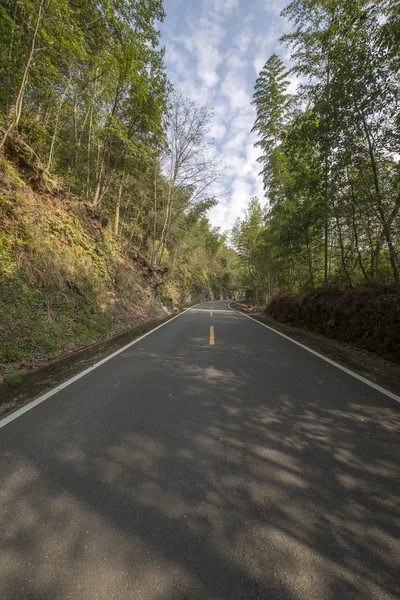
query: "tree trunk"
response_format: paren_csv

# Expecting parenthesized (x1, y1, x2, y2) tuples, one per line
(351, 203, 370, 283)
(0, 0, 46, 150)
(155, 181, 173, 265)
(47, 76, 71, 171)
(152, 164, 158, 265)
(114, 163, 125, 236)
(86, 106, 94, 199)
(85, 71, 99, 198)
(92, 83, 121, 207)
(328, 236, 334, 280)
(324, 203, 329, 285)
(346, 167, 369, 282)
(333, 206, 352, 286)
(5, 0, 19, 115)
(74, 105, 89, 176)
(72, 91, 78, 174)
(93, 142, 104, 206)
(305, 231, 314, 285)
(358, 109, 399, 282)
(323, 55, 331, 287)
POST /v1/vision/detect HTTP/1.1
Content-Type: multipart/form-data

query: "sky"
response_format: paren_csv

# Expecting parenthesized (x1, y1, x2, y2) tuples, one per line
(160, 0, 294, 231)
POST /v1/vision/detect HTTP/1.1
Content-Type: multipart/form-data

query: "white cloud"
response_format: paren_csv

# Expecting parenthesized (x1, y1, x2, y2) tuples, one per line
(223, 131, 248, 151)
(230, 111, 255, 134)
(221, 72, 252, 110)
(207, 0, 239, 16)
(225, 53, 247, 72)
(254, 56, 265, 75)
(213, 103, 234, 125)
(210, 123, 227, 140)
(184, 17, 225, 88)
(262, 0, 288, 16)
(161, 0, 292, 230)
(236, 30, 251, 54)
(209, 177, 255, 230)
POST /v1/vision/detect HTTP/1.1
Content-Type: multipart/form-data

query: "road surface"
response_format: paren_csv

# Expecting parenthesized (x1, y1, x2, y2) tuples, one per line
(1, 300, 399, 600)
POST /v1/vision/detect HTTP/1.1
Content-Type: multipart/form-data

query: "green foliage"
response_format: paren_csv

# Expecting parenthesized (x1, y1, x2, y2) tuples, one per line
(163, 204, 236, 304)
(0, 169, 156, 379)
(2, 342, 26, 363)
(252, 54, 292, 203)
(266, 284, 400, 363)
(244, 0, 400, 300)
(0, 0, 241, 380)
(0, 0, 169, 185)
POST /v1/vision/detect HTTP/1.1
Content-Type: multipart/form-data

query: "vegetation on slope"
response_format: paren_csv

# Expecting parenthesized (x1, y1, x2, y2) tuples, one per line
(266, 285, 400, 364)
(0, 0, 238, 382)
(2, 0, 397, 376)
(0, 155, 160, 380)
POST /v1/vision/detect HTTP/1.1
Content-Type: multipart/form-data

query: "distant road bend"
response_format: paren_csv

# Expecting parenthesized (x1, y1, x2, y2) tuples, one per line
(1, 300, 399, 600)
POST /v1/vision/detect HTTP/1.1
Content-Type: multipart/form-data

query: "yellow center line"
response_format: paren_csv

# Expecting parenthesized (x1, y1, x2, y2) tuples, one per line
(210, 325, 215, 345)
(210, 311, 213, 317)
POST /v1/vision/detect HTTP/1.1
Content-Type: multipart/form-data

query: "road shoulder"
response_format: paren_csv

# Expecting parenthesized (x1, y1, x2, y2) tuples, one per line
(229, 304, 400, 398)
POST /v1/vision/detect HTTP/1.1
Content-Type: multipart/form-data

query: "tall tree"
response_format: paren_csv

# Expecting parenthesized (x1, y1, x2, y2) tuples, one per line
(242, 0, 400, 300)
(251, 54, 291, 205)
(154, 93, 222, 265)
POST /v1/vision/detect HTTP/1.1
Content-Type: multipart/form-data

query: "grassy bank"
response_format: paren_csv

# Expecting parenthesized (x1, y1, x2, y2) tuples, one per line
(0, 157, 163, 384)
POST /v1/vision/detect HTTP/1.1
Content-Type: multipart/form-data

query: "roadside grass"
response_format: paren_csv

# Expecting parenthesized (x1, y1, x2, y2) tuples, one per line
(4, 369, 27, 387)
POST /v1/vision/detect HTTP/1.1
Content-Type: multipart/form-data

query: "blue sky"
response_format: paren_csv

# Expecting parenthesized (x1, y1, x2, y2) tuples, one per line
(160, 0, 295, 231)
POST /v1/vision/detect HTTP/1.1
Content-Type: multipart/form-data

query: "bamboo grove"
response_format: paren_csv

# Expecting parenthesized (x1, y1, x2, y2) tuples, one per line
(0, 0, 237, 301)
(233, 0, 399, 303)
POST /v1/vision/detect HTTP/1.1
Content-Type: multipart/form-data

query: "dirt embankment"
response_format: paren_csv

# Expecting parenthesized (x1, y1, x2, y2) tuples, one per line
(0, 151, 165, 386)
(265, 285, 400, 365)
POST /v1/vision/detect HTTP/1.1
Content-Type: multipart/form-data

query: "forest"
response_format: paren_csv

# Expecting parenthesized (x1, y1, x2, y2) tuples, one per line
(0, 0, 240, 381)
(233, 0, 399, 303)
(0, 0, 238, 297)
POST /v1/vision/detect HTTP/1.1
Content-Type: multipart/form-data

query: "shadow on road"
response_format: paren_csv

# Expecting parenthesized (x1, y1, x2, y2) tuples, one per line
(1, 333, 399, 599)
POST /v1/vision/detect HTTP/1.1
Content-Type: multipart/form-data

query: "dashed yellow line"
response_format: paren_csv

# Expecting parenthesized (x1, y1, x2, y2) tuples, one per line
(210, 311, 213, 317)
(210, 325, 215, 345)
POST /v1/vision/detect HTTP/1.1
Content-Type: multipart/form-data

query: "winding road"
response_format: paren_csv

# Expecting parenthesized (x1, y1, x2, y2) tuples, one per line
(1, 300, 399, 599)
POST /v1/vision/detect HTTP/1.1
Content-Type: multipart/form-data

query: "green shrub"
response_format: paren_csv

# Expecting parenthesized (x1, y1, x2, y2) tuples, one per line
(266, 284, 400, 363)
(4, 370, 26, 387)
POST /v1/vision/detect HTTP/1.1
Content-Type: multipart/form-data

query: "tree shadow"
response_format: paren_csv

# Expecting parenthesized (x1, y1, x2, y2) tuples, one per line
(1, 334, 399, 599)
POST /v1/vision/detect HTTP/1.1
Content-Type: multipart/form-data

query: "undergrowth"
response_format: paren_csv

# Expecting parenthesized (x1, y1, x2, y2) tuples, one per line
(266, 285, 400, 364)
(0, 156, 161, 382)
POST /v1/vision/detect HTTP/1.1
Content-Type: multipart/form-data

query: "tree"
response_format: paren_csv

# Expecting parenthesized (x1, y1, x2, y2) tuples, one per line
(0, 0, 242, 309)
(231, 198, 273, 303)
(153, 93, 222, 265)
(252, 54, 292, 204)
(241, 0, 400, 300)
(281, 0, 399, 282)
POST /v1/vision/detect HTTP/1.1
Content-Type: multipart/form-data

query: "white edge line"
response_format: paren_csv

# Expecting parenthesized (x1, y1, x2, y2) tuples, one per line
(0, 304, 201, 429)
(228, 303, 400, 405)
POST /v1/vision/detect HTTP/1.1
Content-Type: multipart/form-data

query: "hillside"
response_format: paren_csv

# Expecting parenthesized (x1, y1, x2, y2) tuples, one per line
(0, 0, 240, 385)
(0, 153, 170, 384)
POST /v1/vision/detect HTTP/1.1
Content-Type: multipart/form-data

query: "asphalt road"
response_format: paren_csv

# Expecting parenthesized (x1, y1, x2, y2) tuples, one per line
(1, 300, 399, 600)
